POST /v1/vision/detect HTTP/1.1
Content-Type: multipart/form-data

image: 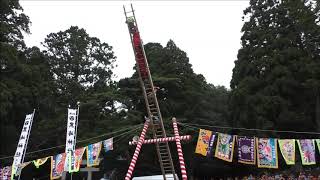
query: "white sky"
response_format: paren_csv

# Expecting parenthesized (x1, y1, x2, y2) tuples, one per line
(20, 1, 249, 88)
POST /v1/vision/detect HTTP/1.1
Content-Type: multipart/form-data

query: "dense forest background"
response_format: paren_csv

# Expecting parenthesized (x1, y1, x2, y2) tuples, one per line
(1, 0, 319, 178)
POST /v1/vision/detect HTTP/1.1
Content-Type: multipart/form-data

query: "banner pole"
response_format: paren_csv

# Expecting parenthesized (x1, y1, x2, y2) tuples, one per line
(75, 102, 80, 149)
(17, 109, 35, 180)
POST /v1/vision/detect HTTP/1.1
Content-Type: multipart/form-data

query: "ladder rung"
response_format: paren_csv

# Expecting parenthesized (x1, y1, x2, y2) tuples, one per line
(162, 159, 170, 162)
(155, 135, 164, 139)
(159, 149, 167, 153)
(159, 147, 167, 150)
(159, 150, 167, 153)
(156, 134, 163, 137)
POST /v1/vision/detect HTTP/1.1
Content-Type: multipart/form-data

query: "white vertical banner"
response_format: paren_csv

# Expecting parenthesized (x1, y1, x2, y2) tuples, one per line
(11, 110, 35, 179)
(64, 108, 78, 172)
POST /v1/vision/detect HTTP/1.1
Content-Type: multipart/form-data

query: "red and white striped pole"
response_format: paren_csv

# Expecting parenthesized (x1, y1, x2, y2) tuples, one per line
(129, 135, 191, 145)
(125, 120, 150, 180)
(172, 118, 187, 180)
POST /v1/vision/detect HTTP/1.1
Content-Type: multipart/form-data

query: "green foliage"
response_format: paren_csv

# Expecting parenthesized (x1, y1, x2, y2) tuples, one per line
(119, 40, 230, 126)
(0, 0, 30, 47)
(0, 0, 34, 161)
(42, 26, 116, 107)
(230, 0, 320, 132)
(0, 46, 56, 161)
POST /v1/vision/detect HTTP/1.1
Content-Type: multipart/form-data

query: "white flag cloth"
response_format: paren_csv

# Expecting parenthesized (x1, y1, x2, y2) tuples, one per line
(103, 137, 113, 152)
(65, 108, 78, 172)
(12, 113, 34, 177)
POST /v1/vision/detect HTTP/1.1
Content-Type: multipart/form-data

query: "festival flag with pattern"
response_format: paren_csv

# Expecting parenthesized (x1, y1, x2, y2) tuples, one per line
(33, 157, 50, 168)
(51, 153, 66, 179)
(237, 136, 256, 165)
(0, 166, 11, 180)
(69, 147, 86, 172)
(206, 133, 216, 157)
(195, 129, 213, 156)
(87, 142, 102, 167)
(103, 138, 113, 152)
(214, 133, 235, 162)
(278, 139, 295, 165)
(297, 139, 316, 165)
(257, 138, 278, 168)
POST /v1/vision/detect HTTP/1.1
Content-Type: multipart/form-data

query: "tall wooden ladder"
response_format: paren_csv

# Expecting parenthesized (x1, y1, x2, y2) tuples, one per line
(123, 4, 177, 180)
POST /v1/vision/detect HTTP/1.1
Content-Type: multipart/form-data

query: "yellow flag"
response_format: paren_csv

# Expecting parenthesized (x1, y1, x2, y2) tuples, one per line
(195, 129, 212, 156)
(33, 157, 50, 168)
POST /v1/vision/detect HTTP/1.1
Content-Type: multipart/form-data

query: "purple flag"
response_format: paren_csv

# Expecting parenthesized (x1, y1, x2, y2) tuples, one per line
(238, 136, 256, 165)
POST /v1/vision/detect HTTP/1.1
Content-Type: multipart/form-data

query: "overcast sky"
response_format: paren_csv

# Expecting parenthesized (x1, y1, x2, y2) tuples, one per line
(20, 1, 249, 88)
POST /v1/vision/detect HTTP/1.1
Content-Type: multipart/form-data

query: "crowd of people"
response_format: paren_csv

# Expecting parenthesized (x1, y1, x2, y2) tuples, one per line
(237, 172, 320, 180)
(200, 168, 320, 180)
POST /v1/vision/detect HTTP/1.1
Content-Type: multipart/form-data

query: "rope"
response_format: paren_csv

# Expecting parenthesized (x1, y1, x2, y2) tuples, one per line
(0, 124, 142, 161)
(113, 125, 142, 145)
(178, 122, 320, 135)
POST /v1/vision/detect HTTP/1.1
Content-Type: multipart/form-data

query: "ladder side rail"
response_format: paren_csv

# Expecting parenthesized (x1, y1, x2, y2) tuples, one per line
(130, 4, 166, 134)
(141, 50, 178, 179)
(124, 6, 167, 179)
(130, 5, 177, 179)
(123, 5, 153, 123)
(125, 4, 177, 179)
(128, 5, 169, 179)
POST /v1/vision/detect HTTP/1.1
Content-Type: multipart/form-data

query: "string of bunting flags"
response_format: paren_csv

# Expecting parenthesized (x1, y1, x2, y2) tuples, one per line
(0, 107, 128, 180)
(0, 138, 113, 180)
(194, 128, 320, 168)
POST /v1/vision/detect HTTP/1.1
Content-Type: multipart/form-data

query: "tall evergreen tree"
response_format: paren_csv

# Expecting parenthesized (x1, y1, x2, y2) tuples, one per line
(41, 26, 121, 145)
(0, 0, 41, 162)
(230, 0, 320, 133)
(42, 26, 116, 107)
(119, 40, 230, 126)
(0, 0, 30, 47)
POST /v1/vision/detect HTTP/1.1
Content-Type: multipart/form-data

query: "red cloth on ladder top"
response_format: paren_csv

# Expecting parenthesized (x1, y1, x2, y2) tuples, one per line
(133, 32, 141, 45)
(133, 32, 148, 79)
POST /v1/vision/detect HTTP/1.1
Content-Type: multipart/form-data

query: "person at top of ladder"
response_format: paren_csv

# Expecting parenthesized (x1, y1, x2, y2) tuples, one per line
(127, 17, 137, 34)
(127, 18, 147, 79)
